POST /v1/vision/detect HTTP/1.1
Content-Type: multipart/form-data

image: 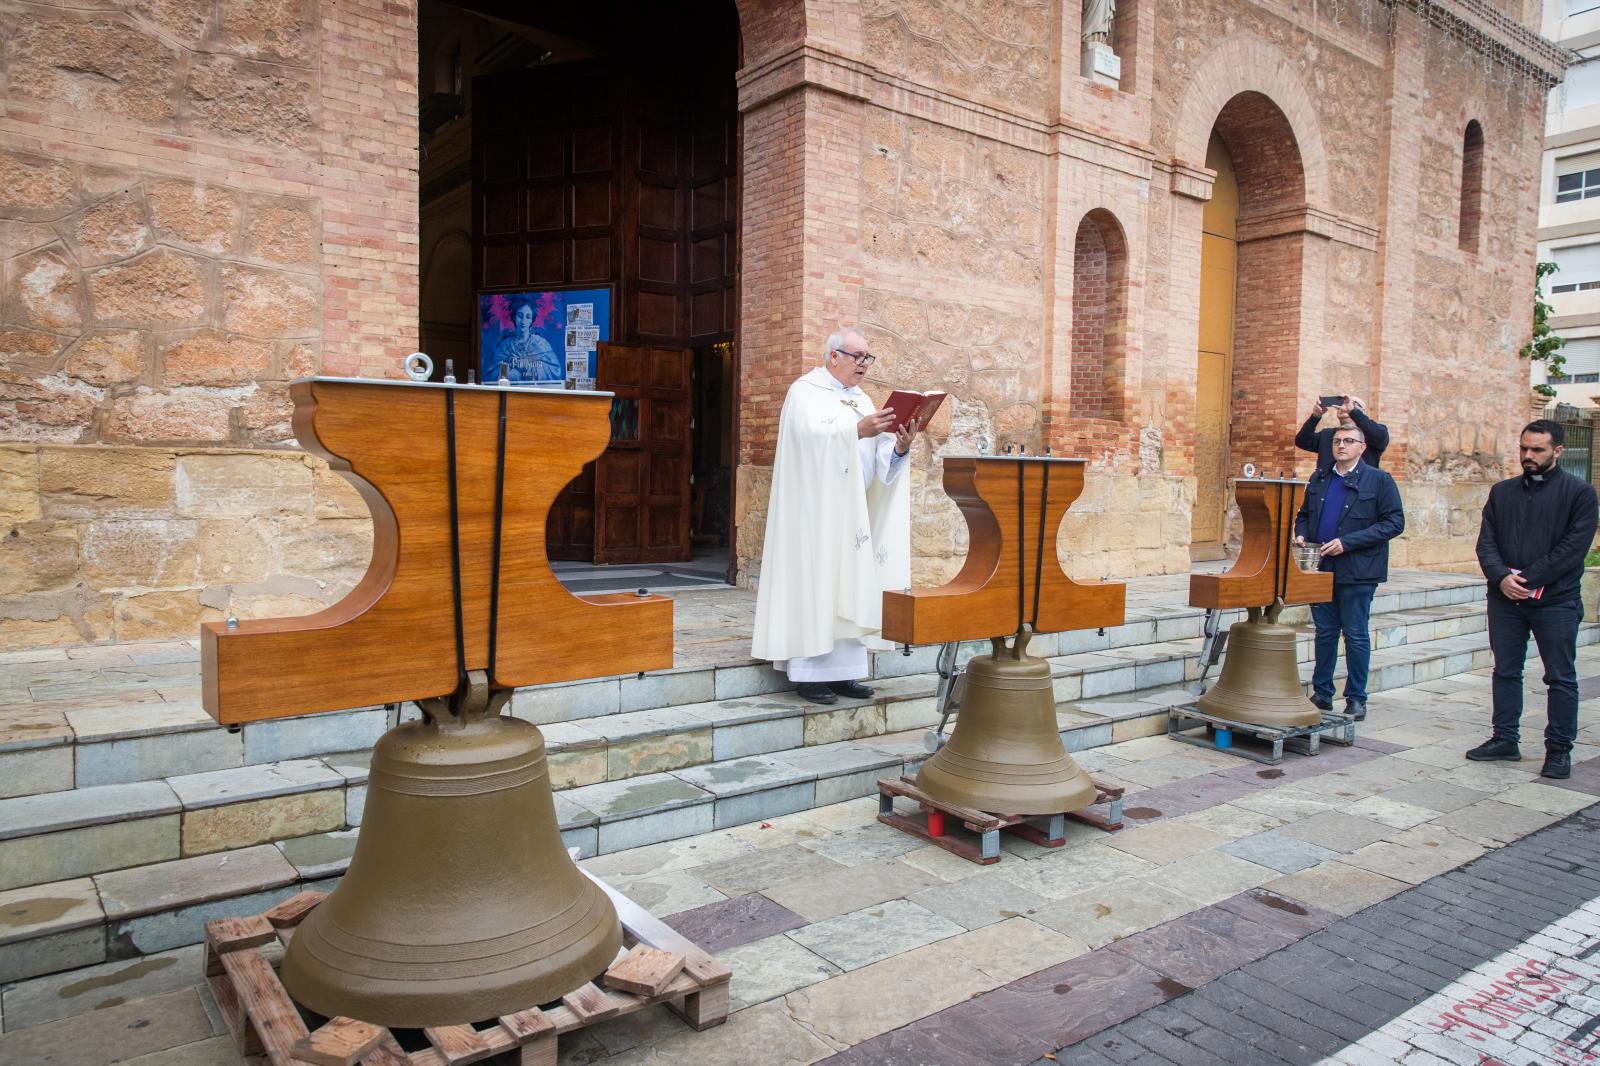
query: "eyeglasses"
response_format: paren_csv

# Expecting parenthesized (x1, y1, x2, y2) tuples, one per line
(834, 348, 875, 367)
(1331, 437, 1364, 446)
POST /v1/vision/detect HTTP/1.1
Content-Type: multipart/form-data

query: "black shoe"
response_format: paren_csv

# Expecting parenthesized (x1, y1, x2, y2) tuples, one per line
(1311, 695, 1333, 712)
(795, 682, 837, 705)
(828, 680, 874, 699)
(1344, 699, 1366, 722)
(1542, 750, 1572, 780)
(1465, 737, 1521, 762)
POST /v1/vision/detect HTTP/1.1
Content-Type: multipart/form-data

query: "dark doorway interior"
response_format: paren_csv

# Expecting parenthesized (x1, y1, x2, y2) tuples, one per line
(418, 1, 740, 566)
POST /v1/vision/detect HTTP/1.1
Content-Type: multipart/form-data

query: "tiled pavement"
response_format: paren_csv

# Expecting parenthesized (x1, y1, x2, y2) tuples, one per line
(2, 646, 1597, 1065)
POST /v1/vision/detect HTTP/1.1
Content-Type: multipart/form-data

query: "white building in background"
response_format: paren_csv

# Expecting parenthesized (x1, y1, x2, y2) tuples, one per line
(1540, 0, 1600, 406)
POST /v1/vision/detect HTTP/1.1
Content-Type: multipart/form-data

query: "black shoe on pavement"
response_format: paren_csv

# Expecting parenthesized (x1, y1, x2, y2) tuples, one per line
(828, 680, 874, 699)
(1542, 750, 1572, 780)
(1465, 737, 1521, 762)
(1311, 695, 1333, 712)
(795, 682, 838, 705)
(1344, 699, 1366, 722)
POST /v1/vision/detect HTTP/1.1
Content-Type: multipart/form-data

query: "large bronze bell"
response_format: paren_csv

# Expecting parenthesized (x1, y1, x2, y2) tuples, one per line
(280, 678, 622, 1028)
(1196, 606, 1321, 729)
(915, 626, 1098, 815)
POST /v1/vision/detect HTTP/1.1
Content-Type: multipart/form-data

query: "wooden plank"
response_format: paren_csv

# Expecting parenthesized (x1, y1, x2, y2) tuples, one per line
(580, 869, 732, 986)
(883, 776, 1003, 830)
(206, 973, 262, 1057)
(664, 982, 729, 1032)
(204, 915, 277, 976)
(878, 810, 996, 865)
(560, 983, 620, 1023)
(499, 1008, 555, 1043)
(264, 890, 326, 928)
(292, 1018, 387, 1066)
(220, 949, 310, 1066)
(361, 1035, 413, 1066)
(421, 1025, 494, 1066)
(516, 1033, 557, 1066)
(604, 946, 686, 997)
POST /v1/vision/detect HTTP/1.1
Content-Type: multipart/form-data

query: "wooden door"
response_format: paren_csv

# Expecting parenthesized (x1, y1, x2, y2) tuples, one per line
(595, 343, 692, 562)
(1192, 132, 1238, 556)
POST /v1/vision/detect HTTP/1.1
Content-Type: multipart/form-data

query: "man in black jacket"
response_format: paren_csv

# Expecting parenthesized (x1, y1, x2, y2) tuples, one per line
(1296, 396, 1390, 469)
(1469, 420, 1598, 779)
(1294, 426, 1406, 721)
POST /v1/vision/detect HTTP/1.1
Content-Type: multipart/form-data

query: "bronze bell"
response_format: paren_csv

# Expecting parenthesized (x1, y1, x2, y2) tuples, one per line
(280, 680, 622, 1028)
(915, 625, 1098, 815)
(1196, 608, 1321, 729)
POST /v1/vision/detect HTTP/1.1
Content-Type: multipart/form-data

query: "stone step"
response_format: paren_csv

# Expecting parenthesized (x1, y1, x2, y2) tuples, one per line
(5, 620, 1593, 985)
(0, 588, 1492, 807)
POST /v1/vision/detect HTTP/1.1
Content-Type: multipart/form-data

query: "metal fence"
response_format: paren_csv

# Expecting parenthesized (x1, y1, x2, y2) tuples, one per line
(1557, 419, 1594, 485)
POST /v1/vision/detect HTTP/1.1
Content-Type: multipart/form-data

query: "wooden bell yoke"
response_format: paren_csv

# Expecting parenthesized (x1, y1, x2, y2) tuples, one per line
(881, 456, 1125, 645)
(1188, 478, 1332, 612)
(201, 378, 673, 725)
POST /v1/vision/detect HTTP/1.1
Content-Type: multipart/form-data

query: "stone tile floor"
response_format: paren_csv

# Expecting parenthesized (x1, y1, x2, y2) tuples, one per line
(3, 644, 1596, 1065)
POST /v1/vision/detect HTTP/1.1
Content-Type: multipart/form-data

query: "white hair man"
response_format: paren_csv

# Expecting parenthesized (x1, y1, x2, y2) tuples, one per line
(751, 327, 922, 703)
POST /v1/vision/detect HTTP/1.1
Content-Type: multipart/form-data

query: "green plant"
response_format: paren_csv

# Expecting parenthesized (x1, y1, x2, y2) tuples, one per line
(1586, 549, 1600, 568)
(1520, 261, 1567, 398)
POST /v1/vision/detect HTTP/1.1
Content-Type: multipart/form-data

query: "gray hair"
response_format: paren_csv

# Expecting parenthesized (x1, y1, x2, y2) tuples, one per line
(822, 326, 866, 367)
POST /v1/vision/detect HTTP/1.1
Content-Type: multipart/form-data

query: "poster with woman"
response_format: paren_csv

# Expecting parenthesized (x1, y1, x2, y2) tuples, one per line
(477, 287, 611, 386)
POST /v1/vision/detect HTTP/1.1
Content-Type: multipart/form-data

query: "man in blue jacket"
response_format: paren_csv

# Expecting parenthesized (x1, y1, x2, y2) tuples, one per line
(1468, 420, 1598, 779)
(1293, 425, 1406, 721)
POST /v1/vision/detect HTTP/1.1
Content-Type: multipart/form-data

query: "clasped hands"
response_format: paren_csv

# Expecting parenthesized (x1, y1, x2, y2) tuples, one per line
(1499, 572, 1535, 601)
(857, 409, 921, 456)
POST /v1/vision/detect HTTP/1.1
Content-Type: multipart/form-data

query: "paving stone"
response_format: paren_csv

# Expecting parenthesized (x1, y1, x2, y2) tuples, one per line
(601, 999, 832, 1066)
(758, 845, 940, 921)
(0, 816, 180, 892)
(619, 668, 714, 713)
(548, 745, 608, 789)
(510, 677, 620, 724)
(787, 897, 966, 970)
(712, 663, 789, 701)
(986, 946, 1182, 1049)
(1218, 830, 1342, 873)
(1377, 778, 1495, 813)
(1339, 794, 1438, 829)
(0, 876, 102, 945)
(63, 701, 214, 741)
(596, 803, 713, 854)
(712, 717, 803, 760)
(1435, 761, 1539, 793)
(274, 828, 359, 878)
(563, 772, 710, 821)
(1107, 902, 1300, 988)
(1031, 875, 1207, 949)
(107, 885, 293, 958)
(95, 844, 296, 921)
(1276, 811, 1397, 853)
(76, 730, 243, 788)
(0, 988, 217, 1066)
(803, 703, 886, 745)
(798, 822, 924, 866)
(909, 872, 1051, 929)
(663, 892, 807, 954)
(1143, 849, 1276, 905)
(1430, 798, 1562, 847)
(1341, 824, 1486, 885)
(123, 1036, 247, 1066)
(1258, 860, 1415, 920)
(714, 781, 815, 829)
(0, 705, 75, 752)
(606, 728, 713, 780)
(606, 867, 725, 917)
(1169, 802, 1291, 839)
(0, 745, 74, 800)
(1, 945, 204, 1030)
(1105, 820, 1231, 865)
(703, 843, 860, 905)
(716, 931, 840, 1009)
(0, 924, 105, 984)
(994, 842, 1160, 901)
(344, 784, 365, 826)
(1493, 780, 1598, 816)
(0, 780, 180, 839)
(166, 759, 343, 810)
(580, 830, 754, 880)
(180, 789, 344, 855)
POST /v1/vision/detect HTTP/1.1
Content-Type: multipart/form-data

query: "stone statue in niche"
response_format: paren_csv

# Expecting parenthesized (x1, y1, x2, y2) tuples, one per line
(1082, 0, 1115, 44)
(1081, 0, 1122, 87)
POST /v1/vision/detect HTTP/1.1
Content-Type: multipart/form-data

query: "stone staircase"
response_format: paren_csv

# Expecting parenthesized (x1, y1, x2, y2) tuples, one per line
(2, 571, 1587, 988)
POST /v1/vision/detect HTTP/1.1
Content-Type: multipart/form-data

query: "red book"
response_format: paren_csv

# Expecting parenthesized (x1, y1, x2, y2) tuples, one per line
(882, 389, 947, 431)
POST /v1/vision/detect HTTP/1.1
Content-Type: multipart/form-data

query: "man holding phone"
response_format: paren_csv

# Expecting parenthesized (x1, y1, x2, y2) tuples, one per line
(1296, 395, 1390, 470)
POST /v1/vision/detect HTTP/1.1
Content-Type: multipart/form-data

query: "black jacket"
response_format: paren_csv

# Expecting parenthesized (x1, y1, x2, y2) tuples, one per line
(1476, 466, 1598, 605)
(1295, 408, 1390, 469)
(1293, 461, 1406, 585)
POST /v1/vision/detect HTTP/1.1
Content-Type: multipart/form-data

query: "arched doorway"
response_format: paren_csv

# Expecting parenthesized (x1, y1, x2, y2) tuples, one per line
(1190, 92, 1307, 556)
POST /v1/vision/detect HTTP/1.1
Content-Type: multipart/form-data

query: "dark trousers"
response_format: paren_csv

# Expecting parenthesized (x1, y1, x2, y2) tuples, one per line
(1487, 595, 1582, 752)
(1310, 582, 1376, 704)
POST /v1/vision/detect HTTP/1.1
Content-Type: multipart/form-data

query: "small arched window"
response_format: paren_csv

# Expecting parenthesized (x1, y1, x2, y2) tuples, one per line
(1071, 210, 1129, 421)
(1459, 120, 1484, 253)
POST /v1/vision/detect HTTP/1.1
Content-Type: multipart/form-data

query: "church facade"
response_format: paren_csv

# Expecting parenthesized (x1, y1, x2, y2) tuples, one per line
(0, 0, 1564, 650)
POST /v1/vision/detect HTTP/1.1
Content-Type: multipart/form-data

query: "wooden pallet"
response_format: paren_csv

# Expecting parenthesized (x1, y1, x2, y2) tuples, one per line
(1167, 702, 1356, 765)
(876, 774, 1125, 864)
(202, 869, 731, 1066)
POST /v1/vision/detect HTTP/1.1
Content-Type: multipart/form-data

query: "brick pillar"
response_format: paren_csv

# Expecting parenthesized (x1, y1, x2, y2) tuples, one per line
(317, 0, 420, 380)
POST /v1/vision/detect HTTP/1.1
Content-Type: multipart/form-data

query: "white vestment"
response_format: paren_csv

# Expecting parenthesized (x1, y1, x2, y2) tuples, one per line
(752, 367, 912, 680)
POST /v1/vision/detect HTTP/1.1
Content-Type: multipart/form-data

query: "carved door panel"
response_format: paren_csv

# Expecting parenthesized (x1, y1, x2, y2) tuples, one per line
(595, 343, 691, 563)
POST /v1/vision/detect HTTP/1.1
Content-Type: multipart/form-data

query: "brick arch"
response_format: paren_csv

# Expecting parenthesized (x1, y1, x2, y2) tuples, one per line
(732, 0, 863, 68)
(1069, 208, 1130, 423)
(1172, 35, 1330, 209)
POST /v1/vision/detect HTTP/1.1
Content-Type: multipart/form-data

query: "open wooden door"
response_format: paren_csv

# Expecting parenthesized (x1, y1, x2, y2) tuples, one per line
(595, 342, 692, 563)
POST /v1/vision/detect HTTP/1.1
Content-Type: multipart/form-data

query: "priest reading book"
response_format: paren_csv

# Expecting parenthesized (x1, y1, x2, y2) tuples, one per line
(882, 389, 946, 431)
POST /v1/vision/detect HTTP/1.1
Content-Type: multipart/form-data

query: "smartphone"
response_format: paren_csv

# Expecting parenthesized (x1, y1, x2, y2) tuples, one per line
(1318, 394, 1347, 409)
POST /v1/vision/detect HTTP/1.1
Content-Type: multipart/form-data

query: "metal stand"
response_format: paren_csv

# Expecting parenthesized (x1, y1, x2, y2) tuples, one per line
(922, 641, 965, 752)
(1167, 702, 1356, 765)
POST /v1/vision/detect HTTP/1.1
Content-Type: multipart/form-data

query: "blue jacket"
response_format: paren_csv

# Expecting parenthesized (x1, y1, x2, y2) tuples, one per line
(1293, 462, 1405, 585)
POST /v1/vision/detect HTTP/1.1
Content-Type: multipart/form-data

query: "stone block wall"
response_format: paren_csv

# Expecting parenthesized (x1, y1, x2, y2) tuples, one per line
(0, 0, 417, 651)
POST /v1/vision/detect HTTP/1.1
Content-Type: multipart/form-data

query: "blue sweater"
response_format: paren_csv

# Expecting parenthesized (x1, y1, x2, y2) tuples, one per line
(1294, 462, 1406, 586)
